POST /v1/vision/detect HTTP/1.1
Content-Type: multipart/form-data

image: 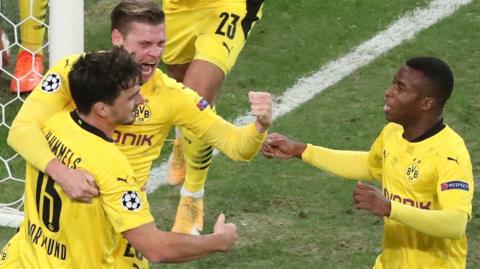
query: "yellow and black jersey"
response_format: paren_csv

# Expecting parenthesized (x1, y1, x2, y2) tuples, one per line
(12, 54, 265, 187)
(17, 111, 153, 269)
(113, 70, 221, 185)
(367, 123, 473, 269)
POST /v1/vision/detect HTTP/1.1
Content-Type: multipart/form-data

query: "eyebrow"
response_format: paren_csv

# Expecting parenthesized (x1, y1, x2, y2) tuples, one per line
(128, 89, 140, 100)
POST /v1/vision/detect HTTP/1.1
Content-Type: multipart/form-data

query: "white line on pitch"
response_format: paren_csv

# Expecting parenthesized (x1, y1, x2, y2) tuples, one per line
(146, 0, 471, 193)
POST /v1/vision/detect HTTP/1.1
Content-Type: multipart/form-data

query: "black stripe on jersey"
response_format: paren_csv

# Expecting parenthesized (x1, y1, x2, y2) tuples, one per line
(197, 162, 212, 170)
(241, 0, 264, 39)
(196, 155, 213, 165)
(410, 118, 445, 142)
(194, 148, 213, 164)
(198, 146, 214, 158)
(70, 110, 114, 142)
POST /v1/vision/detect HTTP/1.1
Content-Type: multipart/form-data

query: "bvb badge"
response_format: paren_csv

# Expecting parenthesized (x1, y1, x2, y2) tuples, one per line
(134, 104, 152, 123)
(405, 158, 421, 184)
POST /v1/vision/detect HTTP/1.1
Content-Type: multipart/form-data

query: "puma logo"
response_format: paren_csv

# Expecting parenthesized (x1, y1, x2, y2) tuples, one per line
(222, 41, 233, 55)
(117, 177, 127, 183)
(447, 156, 459, 165)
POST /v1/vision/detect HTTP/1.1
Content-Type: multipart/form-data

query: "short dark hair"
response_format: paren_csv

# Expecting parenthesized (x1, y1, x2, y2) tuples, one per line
(111, 0, 165, 35)
(69, 47, 141, 114)
(406, 57, 454, 107)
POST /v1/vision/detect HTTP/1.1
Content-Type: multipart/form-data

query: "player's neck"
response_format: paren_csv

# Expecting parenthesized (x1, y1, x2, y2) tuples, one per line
(402, 115, 443, 142)
(77, 112, 116, 139)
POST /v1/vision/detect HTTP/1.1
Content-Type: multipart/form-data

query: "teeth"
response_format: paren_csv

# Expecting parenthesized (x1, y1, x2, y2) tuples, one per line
(142, 65, 152, 75)
(384, 104, 390, 112)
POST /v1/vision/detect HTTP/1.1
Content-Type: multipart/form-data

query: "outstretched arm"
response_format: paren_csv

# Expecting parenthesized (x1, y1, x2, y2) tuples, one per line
(199, 91, 272, 161)
(263, 133, 375, 180)
(123, 213, 238, 263)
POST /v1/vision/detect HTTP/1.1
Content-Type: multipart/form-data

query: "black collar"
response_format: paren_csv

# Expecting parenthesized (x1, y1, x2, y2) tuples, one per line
(408, 118, 446, 142)
(70, 110, 114, 143)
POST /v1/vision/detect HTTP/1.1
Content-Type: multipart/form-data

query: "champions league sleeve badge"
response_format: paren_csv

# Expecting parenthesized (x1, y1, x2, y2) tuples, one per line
(196, 98, 209, 111)
(121, 191, 142, 211)
(41, 73, 62, 93)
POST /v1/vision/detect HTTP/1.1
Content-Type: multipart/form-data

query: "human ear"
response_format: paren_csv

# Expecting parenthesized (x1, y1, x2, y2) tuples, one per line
(421, 97, 435, 111)
(111, 29, 123, 47)
(93, 102, 110, 118)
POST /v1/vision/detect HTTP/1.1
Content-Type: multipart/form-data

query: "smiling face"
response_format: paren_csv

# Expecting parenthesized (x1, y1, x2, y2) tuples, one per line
(112, 21, 166, 83)
(383, 65, 432, 126)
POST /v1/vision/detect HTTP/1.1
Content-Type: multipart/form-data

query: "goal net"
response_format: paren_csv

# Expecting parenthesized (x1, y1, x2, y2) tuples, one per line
(0, 0, 83, 228)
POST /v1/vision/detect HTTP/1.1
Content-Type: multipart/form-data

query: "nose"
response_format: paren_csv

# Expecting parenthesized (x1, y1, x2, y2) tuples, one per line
(148, 45, 164, 58)
(137, 93, 145, 105)
(385, 85, 394, 99)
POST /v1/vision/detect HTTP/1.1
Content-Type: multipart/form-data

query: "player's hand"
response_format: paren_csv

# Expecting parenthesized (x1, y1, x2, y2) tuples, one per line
(213, 213, 238, 252)
(353, 181, 391, 217)
(262, 133, 306, 159)
(46, 159, 99, 203)
(248, 91, 272, 133)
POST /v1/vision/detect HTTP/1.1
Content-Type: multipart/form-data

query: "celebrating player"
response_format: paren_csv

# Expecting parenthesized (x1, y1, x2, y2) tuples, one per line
(162, 0, 265, 234)
(0, 48, 238, 268)
(6, 0, 271, 268)
(262, 57, 474, 268)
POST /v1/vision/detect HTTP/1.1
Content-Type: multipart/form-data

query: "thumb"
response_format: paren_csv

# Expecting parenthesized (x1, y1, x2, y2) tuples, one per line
(82, 170, 94, 183)
(216, 213, 226, 224)
(266, 137, 283, 147)
(356, 181, 374, 191)
(82, 171, 99, 195)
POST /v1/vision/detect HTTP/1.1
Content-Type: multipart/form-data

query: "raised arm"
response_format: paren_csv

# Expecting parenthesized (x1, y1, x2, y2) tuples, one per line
(198, 92, 271, 161)
(123, 213, 237, 263)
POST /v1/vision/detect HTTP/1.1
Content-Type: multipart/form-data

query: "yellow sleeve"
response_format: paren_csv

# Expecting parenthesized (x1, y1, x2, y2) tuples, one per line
(436, 143, 474, 218)
(168, 87, 218, 138)
(168, 86, 266, 161)
(7, 56, 76, 171)
(200, 121, 266, 161)
(389, 202, 468, 239)
(96, 154, 154, 233)
(301, 144, 375, 180)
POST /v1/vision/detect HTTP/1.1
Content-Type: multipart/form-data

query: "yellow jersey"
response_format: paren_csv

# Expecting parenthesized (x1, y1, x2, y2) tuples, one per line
(12, 54, 265, 186)
(18, 111, 153, 268)
(367, 123, 473, 269)
(7, 53, 266, 268)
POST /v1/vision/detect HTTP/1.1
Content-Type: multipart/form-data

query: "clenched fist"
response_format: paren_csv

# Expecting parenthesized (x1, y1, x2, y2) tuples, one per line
(248, 91, 272, 133)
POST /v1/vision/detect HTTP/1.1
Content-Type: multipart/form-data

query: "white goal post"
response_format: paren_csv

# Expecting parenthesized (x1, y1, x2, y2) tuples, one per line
(0, 0, 84, 228)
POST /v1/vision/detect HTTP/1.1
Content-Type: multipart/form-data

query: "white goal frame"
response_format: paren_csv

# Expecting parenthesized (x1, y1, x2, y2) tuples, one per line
(0, 0, 84, 228)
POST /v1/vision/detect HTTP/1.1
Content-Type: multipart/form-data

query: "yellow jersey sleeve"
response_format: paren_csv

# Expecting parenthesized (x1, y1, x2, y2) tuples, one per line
(201, 122, 266, 161)
(94, 155, 154, 234)
(163, 78, 266, 161)
(366, 126, 390, 181)
(436, 139, 474, 218)
(7, 54, 80, 171)
(390, 203, 468, 239)
(301, 144, 374, 180)
(164, 82, 218, 137)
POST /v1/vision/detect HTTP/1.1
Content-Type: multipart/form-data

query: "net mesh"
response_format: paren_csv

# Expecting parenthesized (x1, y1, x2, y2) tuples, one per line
(0, 0, 49, 228)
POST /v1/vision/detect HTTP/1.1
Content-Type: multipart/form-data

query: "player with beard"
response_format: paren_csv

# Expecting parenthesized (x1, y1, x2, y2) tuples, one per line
(6, 1, 271, 268)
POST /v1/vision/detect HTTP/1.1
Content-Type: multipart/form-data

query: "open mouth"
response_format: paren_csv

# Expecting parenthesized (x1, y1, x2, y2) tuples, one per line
(384, 104, 391, 113)
(141, 63, 156, 76)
